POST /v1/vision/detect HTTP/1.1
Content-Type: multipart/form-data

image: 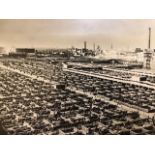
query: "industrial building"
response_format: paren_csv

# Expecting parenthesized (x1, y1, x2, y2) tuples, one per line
(16, 48, 35, 54)
(7, 48, 36, 58)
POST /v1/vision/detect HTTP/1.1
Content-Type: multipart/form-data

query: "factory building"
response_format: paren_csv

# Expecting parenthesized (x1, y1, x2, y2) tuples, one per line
(14, 48, 36, 58)
(16, 48, 35, 54)
(8, 48, 36, 58)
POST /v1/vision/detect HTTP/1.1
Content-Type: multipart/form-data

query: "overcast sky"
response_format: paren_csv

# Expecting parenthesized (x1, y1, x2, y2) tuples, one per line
(0, 19, 155, 49)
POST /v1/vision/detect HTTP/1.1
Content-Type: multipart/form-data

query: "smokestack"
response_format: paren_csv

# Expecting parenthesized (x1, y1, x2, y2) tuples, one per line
(148, 27, 151, 49)
(84, 41, 87, 49)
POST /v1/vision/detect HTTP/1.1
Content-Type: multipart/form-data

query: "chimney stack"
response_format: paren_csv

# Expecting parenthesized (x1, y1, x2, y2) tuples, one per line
(148, 27, 151, 49)
(84, 41, 87, 50)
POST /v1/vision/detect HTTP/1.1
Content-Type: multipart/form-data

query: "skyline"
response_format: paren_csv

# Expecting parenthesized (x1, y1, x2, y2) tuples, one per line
(0, 19, 155, 49)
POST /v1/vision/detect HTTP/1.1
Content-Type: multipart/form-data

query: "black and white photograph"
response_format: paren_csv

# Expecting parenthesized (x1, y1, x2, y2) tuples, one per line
(2, 1, 155, 155)
(0, 19, 155, 135)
